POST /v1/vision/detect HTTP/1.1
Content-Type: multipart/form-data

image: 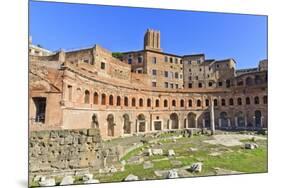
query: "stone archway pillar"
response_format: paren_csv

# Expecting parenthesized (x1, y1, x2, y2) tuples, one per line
(202, 119, 205, 128)
(219, 118, 222, 128)
(186, 118, 188, 129)
(253, 116, 256, 127)
(136, 120, 139, 133)
(261, 116, 264, 128)
(228, 118, 231, 128)
(244, 116, 248, 128)
(235, 117, 238, 127)
(145, 120, 148, 133)
(195, 117, 198, 128)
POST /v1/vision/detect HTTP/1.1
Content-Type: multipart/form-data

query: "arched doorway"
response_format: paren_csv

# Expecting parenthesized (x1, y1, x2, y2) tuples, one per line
(137, 114, 146, 132)
(255, 110, 262, 127)
(123, 114, 131, 134)
(107, 114, 115, 136)
(188, 113, 196, 128)
(220, 112, 228, 128)
(236, 111, 245, 127)
(91, 114, 99, 128)
(170, 113, 179, 129)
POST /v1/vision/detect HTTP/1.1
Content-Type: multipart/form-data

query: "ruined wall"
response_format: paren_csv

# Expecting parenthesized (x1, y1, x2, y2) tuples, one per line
(29, 129, 105, 177)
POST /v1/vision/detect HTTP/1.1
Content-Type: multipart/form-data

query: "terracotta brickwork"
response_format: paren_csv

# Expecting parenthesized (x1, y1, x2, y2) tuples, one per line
(29, 29, 268, 139)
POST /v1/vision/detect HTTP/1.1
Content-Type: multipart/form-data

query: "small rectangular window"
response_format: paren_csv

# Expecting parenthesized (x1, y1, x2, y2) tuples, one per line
(152, 69, 157, 76)
(152, 57, 157, 64)
(152, 81, 157, 87)
(164, 71, 168, 78)
(165, 82, 168, 88)
(188, 83, 192, 88)
(101, 62, 105, 69)
(170, 83, 174, 89)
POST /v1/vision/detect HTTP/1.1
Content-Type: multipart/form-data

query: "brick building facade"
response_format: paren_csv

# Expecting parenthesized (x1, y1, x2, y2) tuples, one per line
(29, 29, 268, 139)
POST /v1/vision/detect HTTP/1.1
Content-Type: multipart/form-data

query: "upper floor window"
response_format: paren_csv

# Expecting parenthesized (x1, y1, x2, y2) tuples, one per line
(152, 81, 157, 87)
(128, 59, 132, 64)
(175, 58, 178, 64)
(175, 72, 179, 79)
(164, 71, 169, 78)
(101, 62, 105, 70)
(175, 84, 179, 89)
(152, 69, 157, 76)
(197, 60, 201, 64)
(165, 56, 168, 62)
(151, 57, 157, 64)
(170, 83, 174, 89)
(138, 56, 142, 63)
(164, 82, 168, 88)
(170, 57, 173, 63)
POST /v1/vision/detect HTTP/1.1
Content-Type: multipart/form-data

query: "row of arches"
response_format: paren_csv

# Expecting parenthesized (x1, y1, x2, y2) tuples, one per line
(98, 110, 265, 137)
(83, 91, 267, 108)
(214, 96, 267, 106)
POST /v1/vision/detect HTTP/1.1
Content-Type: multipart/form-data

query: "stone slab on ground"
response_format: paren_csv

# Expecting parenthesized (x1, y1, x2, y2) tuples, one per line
(124, 174, 139, 181)
(214, 167, 243, 175)
(60, 176, 74, 185)
(143, 161, 154, 169)
(204, 134, 266, 147)
(170, 160, 183, 167)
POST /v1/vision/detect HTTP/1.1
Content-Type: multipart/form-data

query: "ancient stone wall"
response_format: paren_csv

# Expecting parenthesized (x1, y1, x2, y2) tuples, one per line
(29, 129, 108, 177)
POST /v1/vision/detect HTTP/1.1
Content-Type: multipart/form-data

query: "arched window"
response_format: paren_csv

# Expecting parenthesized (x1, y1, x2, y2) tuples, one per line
(155, 99, 160, 107)
(180, 99, 184, 107)
(109, 95, 114, 105)
(197, 99, 201, 107)
(188, 99, 192, 107)
(139, 98, 143, 107)
(254, 96, 260, 104)
(205, 99, 209, 106)
(237, 98, 242, 105)
(221, 99, 226, 106)
(84, 90, 90, 104)
(93, 92, 98, 104)
(116, 96, 121, 106)
(147, 98, 151, 107)
(101, 94, 106, 105)
(164, 99, 168, 107)
(214, 99, 218, 106)
(263, 95, 267, 104)
(229, 98, 234, 105)
(172, 100, 176, 107)
(124, 97, 128, 106)
(246, 97, 251, 105)
(132, 98, 136, 107)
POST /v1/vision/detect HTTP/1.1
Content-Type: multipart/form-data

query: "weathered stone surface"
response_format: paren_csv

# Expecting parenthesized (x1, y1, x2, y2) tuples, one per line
(189, 162, 203, 173)
(127, 156, 144, 165)
(145, 149, 152, 156)
(39, 178, 56, 187)
(152, 149, 163, 155)
(167, 169, 179, 179)
(82, 174, 93, 181)
(245, 143, 259, 149)
(143, 161, 154, 169)
(168, 149, 175, 157)
(124, 174, 139, 181)
(170, 160, 182, 167)
(84, 179, 100, 184)
(60, 176, 74, 185)
(189, 147, 198, 152)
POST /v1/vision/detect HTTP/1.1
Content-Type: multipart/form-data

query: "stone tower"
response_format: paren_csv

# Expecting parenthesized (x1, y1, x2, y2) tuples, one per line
(144, 29, 162, 52)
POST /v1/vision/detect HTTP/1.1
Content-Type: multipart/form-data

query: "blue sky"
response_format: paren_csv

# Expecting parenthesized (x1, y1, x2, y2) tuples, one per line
(29, 1, 267, 69)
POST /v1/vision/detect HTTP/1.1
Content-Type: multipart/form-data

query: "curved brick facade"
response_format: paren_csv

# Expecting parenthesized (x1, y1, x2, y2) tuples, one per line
(29, 29, 268, 139)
